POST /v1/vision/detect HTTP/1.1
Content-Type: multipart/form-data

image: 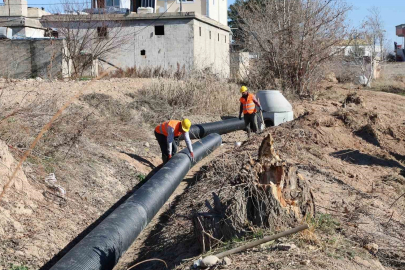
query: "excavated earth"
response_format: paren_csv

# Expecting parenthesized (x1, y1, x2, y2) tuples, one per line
(0, 76, 405, 270)
(116, 87, 405, 270)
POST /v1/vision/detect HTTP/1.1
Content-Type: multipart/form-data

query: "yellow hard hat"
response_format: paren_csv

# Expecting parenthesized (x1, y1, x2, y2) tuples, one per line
(181, 118, 191, 132)
(240, 86, 248, 93)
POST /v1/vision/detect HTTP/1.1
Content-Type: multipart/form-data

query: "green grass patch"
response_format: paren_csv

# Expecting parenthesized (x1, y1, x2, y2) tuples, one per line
(136, 173, 147, 184)
(9, 265, 30, 270)
(308, 213, 340, 234)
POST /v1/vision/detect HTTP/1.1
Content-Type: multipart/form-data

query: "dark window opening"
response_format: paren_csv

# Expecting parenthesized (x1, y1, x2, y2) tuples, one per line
(218, 33, 219, 41)
(199, 27, 201, 36)
(155, 25, 164, 35)
(141, 50, 146, 56)
(97, 26, 108, 38)
(209, 31, 211, 39)
(225, 36, 226, 43)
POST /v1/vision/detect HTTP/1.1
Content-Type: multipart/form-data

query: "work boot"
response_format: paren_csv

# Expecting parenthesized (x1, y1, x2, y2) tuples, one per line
(247, 128, 251, 139)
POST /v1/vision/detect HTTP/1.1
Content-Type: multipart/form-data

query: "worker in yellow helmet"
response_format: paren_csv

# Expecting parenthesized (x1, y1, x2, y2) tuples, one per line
(239, 86, 262, 138)
(155, 119, 194, 163)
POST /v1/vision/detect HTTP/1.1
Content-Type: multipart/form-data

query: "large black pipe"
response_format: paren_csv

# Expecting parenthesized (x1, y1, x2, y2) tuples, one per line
(50, 134, 222, 270)
(185, 118, 246, 139)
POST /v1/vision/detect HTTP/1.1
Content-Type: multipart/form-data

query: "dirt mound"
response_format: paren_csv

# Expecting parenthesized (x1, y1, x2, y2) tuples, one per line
(0, 140, 45, 268)
(0, 140, 44, 201)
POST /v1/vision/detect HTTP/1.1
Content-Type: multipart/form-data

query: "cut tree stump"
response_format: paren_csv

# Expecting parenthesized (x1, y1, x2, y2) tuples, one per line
(193, 134, 315, 252)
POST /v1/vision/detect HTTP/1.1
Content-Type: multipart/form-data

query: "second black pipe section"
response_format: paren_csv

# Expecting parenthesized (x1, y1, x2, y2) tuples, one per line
(185, 118, 246, 139)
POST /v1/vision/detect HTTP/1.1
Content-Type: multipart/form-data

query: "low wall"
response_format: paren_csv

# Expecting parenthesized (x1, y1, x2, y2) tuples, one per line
(0, 39, 66, 79)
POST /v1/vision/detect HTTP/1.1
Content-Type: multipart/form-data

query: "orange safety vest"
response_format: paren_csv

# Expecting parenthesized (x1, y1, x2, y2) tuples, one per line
(240, 93, 257, 114)
(155, 120, 183, 137)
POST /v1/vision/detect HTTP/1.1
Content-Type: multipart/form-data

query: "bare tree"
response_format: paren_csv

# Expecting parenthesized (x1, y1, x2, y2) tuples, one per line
(366, 7, 385, 61)
(42, 1, 129, 79)
(347, 7, 385, 87)
(230, 0, 352, 97)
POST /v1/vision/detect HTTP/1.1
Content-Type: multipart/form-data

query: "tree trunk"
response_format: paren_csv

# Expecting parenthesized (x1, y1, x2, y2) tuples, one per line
(193, 134, 315, 252)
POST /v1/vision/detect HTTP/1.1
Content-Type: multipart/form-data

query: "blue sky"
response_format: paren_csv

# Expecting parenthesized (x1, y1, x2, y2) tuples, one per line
(227, 0, 404, 48)
(26, 0, 404, 47)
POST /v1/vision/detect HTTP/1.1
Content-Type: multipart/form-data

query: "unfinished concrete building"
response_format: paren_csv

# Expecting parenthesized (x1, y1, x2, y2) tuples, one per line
(42, 12, 230, 77)
(0, 0, 51, 38)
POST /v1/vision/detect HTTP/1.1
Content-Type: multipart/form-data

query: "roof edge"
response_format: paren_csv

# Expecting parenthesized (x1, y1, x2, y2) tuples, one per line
(41, 11, 230, 32)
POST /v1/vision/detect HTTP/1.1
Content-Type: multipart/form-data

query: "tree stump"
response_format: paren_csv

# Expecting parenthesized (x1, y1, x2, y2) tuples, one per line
(193, 134, 315, 252)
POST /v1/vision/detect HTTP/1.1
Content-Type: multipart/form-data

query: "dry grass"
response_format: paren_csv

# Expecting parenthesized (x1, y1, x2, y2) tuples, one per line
(128, 75, 239, 126)
(109, 64, 186, 80)
(371, 75, 405, 96)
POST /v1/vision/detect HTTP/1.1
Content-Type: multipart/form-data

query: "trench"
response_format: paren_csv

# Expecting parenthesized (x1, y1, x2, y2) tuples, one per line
(47, 118, 248, 270)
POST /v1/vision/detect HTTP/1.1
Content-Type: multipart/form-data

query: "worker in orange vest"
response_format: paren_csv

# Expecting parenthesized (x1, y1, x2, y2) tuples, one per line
(239, 86, 262, 138)
(154, 119, 194, 163)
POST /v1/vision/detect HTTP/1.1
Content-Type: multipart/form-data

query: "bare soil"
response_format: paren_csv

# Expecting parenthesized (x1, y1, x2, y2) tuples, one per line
(114, 87, 405, 270)
(0, 75, 404, 270)
(0, 78, 170, 269)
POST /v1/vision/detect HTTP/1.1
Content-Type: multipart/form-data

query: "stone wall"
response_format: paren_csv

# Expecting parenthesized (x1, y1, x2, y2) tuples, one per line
(0, 39, 66, 79)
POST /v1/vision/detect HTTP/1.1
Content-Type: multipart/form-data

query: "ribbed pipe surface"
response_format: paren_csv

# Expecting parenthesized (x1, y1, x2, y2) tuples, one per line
(185, 118, 246, 140)
(49, 134, 222, 270)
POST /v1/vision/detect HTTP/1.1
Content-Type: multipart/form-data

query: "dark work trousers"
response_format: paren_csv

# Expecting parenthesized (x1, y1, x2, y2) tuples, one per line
(244, 113, 258, 138)
(154, 131, 179, 163)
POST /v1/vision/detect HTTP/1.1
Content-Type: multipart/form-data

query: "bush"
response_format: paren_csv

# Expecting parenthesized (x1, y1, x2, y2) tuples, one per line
(130, 73, 240, 126)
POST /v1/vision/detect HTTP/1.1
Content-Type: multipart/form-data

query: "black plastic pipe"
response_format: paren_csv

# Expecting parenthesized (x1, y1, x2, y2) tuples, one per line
(185, 118, 246, 139)
(49, 134, 222, 270)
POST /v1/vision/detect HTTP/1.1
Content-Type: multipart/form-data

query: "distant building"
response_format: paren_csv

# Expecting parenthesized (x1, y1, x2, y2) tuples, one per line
(0, 0, 52, 38)
(395, 24, 405, 61)
(334, 40, 382, 59)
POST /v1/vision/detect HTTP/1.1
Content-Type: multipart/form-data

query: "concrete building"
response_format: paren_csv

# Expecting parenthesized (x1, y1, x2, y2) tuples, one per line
(42, 12, 231, 77)
(91, 0, 227, 26)
(0, 0, 51, 38)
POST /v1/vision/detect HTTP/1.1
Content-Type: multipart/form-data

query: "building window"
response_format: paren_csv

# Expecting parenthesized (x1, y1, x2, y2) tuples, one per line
(177, 0, 194, 3)
(97, 27, 108, 38)
(106, 0, 119, 7)
(218, 33, 219, 41)
(155, 25, 164, 35)
(141, 50, 146, 56)
(199, 27, 201, 37)
(209, 31, 211, 39)
(225, 36, 226, 43)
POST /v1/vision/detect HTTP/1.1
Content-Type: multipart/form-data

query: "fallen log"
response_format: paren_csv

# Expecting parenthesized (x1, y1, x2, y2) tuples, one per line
(215, 224, 309, 259)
